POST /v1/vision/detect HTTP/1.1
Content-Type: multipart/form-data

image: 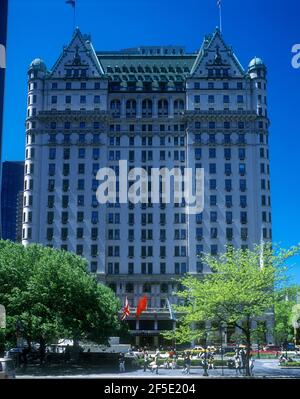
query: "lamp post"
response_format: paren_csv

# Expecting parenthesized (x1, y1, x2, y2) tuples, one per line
(257, 340, 260, 359)
(203, 331, 209, 377)
(220, 324, 225, 376)
(293, 321, 299, 350)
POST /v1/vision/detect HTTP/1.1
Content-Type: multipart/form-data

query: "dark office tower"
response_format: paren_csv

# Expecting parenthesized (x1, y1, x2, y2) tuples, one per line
(1, 161, 24, 242)
(0, 0, 9, 238)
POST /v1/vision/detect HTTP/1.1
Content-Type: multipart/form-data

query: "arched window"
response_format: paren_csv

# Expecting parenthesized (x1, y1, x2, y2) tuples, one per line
(143, 283, 151, 293)
(158, 99, 168, 116)
(110, 99, 121, 116)
(142, 99, 153, 117)
(174, 99, 184, 115)
(161, 283, 168, 293)
(126, 283, 134, 293)
(126, 99, 137, 118)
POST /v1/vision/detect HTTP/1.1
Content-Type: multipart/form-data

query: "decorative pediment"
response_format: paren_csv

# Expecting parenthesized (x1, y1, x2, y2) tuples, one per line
(50, 28, 104, 78)
(190, 28, 245, 78)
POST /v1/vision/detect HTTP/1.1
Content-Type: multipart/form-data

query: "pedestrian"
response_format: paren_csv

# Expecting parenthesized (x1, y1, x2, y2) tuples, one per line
(154, 350, 160, 375)
(143, 351, 149, 372)
(64, 344, 71, 363)
(249, 355, 255, 376)
(240, 349, 246, 372)
(234, 354, 242, 375)
(208, 353, 215, 370)
(182, 354, 188, 375)
(186, 352, 191, 374)
(171, 354, 177, 370)
(119, 352, 126, 373)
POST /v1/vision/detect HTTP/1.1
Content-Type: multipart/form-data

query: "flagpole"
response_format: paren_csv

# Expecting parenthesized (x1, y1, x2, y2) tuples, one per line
(73, 2, 76, 31)
(219, 2, 222, 33)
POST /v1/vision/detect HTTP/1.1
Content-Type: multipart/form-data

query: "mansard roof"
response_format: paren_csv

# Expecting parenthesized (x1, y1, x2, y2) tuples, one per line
(96, 48, 196, 83)
(47, 28, 248, 83)
(50, 27, 104, 78)
(190, 28, 245, 77)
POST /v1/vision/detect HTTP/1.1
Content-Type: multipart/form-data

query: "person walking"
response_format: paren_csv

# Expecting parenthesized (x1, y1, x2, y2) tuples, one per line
(234, 354, 242, 375)
(208, 352, 215, 370)
(182, 354, 188, 375)
(171, 353, 177, 370)
(119, 352, 126, 373)
(143, 351, 149, 372)
(154, 350, 160, 375)
(186, 352, 191, 375)
(249, 355, 255, 376)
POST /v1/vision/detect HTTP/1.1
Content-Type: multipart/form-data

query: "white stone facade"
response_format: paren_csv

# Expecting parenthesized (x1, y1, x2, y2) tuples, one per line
(22, 28, 272, 346)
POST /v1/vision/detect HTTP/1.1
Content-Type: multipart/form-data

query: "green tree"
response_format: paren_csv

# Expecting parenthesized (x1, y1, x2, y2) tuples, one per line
(273, 286, 298, 346)
(164, 244, 300, 376)
(0, 241, 121, 359)
(290, 304, 300, 344)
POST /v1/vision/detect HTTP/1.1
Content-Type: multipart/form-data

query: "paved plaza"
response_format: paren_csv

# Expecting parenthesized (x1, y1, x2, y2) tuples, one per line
(15, 360, 300, 379)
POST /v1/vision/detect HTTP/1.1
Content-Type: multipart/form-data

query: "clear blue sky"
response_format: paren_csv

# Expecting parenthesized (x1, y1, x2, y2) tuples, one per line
(2, 0, 300, 280)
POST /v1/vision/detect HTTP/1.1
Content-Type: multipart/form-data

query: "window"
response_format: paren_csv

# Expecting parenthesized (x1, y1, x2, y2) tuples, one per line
(239, 148, 246, 160)
(195, 148, 202, 160)
(209, 164, 216, 174)
(211, 245, 218, 256)
(225, 164, 231, 176)
(241, 212, 248, 224)
(226, 196, 232, 208)
(210, 195, 217, 206)
(239, 163, 246, 176)
(63, 148, 70, 160)
(240, 179, 247, 192)
(224, 148, 231, 160)
(240, 196, 247, 208)
(209, 148, 216, 158)
(211, 227, 218, 239)
(92, 148, 100, 160)
(78, 148, 85, 159)
(210, 179, 217, 190)
(226, 228, 233, 240)
(210, 211, 217, 223)
(226, 212, 233, 224)
(48, 164, 55, 176)
(49, 148, 56, 160)
(225, 180, 232, 192)
(196, 228, 203, 241)
(158, 99, 168, 116)
(128, 263, 134, 275)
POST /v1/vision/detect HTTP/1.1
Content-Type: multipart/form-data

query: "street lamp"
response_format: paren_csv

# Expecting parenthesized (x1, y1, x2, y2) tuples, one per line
(203, 332, 209, 377)
(293, 321, 299, 350)
(220, 324, 225, 376)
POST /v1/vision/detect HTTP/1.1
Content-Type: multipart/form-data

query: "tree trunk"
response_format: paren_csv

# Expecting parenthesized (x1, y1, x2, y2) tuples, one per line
(39, 337, 46, 366)
(245, 332, 251, 376)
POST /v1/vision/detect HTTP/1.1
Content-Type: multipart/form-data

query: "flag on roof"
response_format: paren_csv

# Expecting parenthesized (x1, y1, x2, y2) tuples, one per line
(66, 0, 75, 8)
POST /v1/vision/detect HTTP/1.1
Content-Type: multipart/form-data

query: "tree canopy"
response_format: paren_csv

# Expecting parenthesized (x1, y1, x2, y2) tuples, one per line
(0, 241, 121, 352)
(163, 243, 300, 376)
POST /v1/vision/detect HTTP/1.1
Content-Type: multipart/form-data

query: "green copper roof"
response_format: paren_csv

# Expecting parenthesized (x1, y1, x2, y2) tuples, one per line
(96, 49, 196, 82)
